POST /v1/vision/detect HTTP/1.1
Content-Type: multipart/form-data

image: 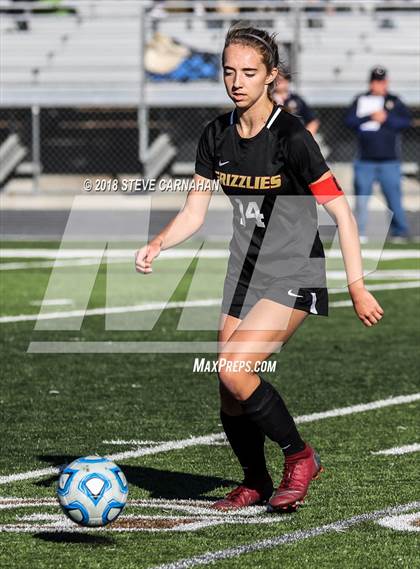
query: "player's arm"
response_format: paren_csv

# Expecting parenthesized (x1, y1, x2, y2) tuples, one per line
(287, 128, 383, 327)
(154, 173, 214, 250)
(135, 174, 214, 274)
(313, 174, 384, 327)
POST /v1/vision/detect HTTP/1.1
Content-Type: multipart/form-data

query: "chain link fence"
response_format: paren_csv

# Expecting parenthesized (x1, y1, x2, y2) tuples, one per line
(1, 104, 418, 180)
(0, 1, 419, 190)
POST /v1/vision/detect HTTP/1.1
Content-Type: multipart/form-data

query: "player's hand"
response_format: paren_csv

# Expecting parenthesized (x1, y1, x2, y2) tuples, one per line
(350, 287, 384, 327)
(134, 239, 162, 274)
(371, 110, 387, 124)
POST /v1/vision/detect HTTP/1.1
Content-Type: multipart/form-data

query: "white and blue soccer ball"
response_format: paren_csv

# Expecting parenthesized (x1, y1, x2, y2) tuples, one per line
(57, 456, 128, 527)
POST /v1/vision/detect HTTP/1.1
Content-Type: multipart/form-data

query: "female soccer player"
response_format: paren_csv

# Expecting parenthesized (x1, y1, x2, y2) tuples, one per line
(135, 25, 384, 512)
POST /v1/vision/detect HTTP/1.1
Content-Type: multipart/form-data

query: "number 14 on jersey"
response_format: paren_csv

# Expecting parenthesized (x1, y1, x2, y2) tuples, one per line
(235, 199, 266, 228)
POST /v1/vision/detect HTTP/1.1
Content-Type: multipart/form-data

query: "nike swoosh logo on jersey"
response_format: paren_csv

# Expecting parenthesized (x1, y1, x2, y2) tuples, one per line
(218, 160, 230, 166)
(288, 289, 304, 298)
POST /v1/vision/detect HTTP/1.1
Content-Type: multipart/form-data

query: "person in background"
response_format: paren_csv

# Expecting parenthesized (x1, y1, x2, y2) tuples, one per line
(273, 72, 320, 136)
(344, 66, 412, 243)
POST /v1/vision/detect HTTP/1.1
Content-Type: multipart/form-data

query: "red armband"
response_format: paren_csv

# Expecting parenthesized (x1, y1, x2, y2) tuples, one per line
(309, 175, 344, 204)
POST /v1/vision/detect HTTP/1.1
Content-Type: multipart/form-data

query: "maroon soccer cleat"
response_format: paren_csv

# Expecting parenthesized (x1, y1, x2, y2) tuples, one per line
(211, 475, 273, 511)
(268, 444, 324, 512)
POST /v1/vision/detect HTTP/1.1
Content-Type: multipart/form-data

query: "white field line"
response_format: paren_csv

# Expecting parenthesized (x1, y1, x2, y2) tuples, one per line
(294, 392, 420, 424)
(0, 258, 127, 271)
(102, 440, 161, 446)
(1, 281, 419, 324)
(330, 280, 420, 307)
(0, 522, 237, 534)
(371, 443, 420, 456)
(329, 281, 420, 294)
(332, 270, 420, 280)
(0, 467, 60, 486)
(0, 497, 264, 518)
(1, 262, 419, 278)
(377, 512, 420, 533)
(102, 439, 162, 447)
(0, 517, 278, 534)
(15, 514, 195, 522)
(29, 299, 74, 307)
(101, 439, 229, 447)
(0, 497, 277, 534)
(1, 253, 419, 280)
(149, 501, 420, 569)
(0, 392, 418, 486)
(14, 512, 278, 530)
(0, 434, 225, 485)
(0, 498, 418, 537)
(18, 513, 59, 521)
(0, 249, 230, 260)
(0, 299, 221, 324)
(1, 248, 419, 260)
(330, 300, 353, 307)
(2, 503, 418, 536)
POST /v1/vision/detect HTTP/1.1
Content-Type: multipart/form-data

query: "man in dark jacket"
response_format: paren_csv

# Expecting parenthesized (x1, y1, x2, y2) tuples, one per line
(345, 66, 412, 242)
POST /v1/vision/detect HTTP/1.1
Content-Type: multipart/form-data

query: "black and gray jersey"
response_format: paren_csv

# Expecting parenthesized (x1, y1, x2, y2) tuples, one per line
(195, 105, 337, 288)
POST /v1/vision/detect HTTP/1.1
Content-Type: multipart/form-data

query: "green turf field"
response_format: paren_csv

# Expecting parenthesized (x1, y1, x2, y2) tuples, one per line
(0, 240, 419, 569)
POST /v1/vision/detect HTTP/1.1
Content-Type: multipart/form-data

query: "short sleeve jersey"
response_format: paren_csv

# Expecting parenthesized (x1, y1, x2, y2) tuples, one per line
(195, 105, 339, 287)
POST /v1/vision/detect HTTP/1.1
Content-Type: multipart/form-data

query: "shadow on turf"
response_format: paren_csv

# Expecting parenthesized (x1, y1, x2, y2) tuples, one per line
(36, 455, 237, 500)
(34, 533, 115, 546)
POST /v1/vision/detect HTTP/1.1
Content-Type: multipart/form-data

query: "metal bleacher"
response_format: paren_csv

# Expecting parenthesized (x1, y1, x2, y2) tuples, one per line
(1, 0, 419, 108)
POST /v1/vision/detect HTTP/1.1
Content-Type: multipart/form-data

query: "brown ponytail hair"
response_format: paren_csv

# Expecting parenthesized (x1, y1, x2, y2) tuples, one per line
(223, 23, 287, 102)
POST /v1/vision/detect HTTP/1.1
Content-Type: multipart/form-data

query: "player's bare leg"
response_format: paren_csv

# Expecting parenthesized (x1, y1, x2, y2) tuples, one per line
(218, 301, 308, 400)
(211, 312, 274, 510)
(213, 301, 322, 511)
(214, 299, 324, 509)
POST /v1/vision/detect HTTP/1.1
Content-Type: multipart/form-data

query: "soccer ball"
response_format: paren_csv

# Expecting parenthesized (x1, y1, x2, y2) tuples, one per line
(57, 456, 128, 527)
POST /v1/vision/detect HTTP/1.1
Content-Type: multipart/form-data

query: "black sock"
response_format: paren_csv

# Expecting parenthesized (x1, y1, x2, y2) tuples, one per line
(240, 377, 306, 457)
(220, 409, 269, 484)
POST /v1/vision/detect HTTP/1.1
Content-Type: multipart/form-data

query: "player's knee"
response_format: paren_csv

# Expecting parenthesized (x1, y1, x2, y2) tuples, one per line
(217, 354, 250, 400)
(217, 353, 240, 385)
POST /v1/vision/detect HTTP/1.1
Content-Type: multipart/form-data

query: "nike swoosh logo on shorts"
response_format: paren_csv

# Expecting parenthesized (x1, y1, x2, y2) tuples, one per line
(288, 289, 304, 298)
(218, 160, 229, 166)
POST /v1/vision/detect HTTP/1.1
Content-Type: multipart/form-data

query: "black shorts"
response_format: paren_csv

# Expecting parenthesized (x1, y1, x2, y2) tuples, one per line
(222, 272, 329, 320)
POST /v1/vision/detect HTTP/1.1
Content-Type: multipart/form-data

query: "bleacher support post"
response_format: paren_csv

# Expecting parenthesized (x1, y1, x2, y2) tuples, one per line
(138, 1, 149, 178)
(291, 3, 301, 93)
(31, 105, 41, 193)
